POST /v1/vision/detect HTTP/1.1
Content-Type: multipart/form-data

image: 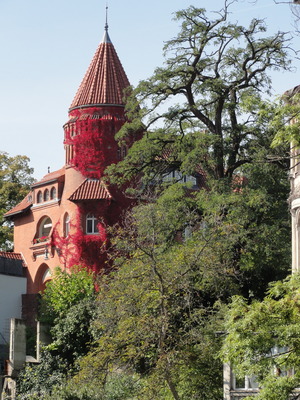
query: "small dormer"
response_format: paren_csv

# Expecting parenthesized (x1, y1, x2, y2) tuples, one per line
(31, 168, 65, 209)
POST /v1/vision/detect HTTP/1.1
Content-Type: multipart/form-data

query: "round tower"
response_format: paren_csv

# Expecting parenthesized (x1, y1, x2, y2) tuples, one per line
(63, 24, 130, 180)
(56, 20, 134, 273)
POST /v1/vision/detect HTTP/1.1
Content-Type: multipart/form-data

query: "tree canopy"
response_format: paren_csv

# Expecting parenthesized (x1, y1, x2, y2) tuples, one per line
(0, 151, 34, 250)
(222, 274, 300, 400)
(107, 2, 293, 191)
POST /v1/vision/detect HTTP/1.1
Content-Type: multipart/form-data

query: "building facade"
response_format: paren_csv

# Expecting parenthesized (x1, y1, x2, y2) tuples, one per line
(289, 85, 300, 272)
(5, 24, 135, 295)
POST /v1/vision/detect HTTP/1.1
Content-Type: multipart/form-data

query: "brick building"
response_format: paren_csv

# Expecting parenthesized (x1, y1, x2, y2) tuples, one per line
(5, 22, 134, 295)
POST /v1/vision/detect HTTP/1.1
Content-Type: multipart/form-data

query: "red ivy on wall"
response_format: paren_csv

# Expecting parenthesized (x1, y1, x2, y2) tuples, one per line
(52, 205, 109, 273)
(57, 106, 133, 272)
(64, 107, 126, 179)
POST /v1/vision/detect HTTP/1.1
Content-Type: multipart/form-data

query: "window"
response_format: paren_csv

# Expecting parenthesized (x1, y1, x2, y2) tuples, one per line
(296, 211, 300, 271)
(64, 213, 70, 237)
(37, 191, 42, 203)
(86, 214, 99, 234)
(183, 225, 192, 240)
(121, 146, 127, 158)
(183, 175, 197, 185)
(162, 170, 197, 186)
(44, 189, 50, 201)
(39, 217, 52, 238)
(50, 187, 57, 200)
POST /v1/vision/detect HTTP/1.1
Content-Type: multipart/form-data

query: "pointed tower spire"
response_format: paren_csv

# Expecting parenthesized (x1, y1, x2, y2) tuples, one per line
(69, 9, 129, 111)
(103, 4, 111, 43)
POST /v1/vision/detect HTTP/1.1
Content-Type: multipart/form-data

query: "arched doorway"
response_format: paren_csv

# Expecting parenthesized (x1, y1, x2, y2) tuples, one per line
(34, 263, 52, 293)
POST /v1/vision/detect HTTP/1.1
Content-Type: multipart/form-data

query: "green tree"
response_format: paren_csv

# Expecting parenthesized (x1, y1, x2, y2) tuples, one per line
(40, 266, 96, 323)
(17, 267, 98, 399)
(69, 3, 294, 398)
(222, 274, 300, 400)
(107, 2, 293, 190)
(106, 0, 292, 295)
(0, 151, 34, 250)
(71, 186, 241, 400)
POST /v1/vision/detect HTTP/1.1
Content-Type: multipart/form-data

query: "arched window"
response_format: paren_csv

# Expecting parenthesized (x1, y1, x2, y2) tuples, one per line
(39, 217, 52, 238)
(37, 191, 42, 203)
(86, 214, 99, 234)
(44, 189, 50, 201)
(50, 187, 57, 200)
(64, 213, 70, 237)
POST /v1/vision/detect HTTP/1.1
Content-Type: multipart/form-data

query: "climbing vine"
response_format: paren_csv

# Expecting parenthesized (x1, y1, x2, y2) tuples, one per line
(51, 204, 109, 273)
(64, 107, 126, 179)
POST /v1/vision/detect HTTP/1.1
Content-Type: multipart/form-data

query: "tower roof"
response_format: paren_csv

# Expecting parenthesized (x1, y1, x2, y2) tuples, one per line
(69, 26, 130, 111)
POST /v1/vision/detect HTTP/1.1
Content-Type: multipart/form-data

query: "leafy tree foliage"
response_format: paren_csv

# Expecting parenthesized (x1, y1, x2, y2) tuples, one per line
(105, 0, 292, 297)
(17, 267, 98, 399)
(270, 91, 300, 148)
(40, 266, 96, 323)
(17, 350, 68, 400)
(107, 2, 293, 190)
(0, 151, 34, 250)
(72, 189, 227, 400)
(72, 172, 289, 398)
(40, 374, 141, 400)
(222, 274, 300, 400)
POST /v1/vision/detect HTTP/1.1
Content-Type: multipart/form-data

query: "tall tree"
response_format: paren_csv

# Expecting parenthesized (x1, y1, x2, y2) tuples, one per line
(106, 1, 292, 296)
(107, 1, 293, 190)
(72, 187, 230, 400)
(96, 3, 294, 397)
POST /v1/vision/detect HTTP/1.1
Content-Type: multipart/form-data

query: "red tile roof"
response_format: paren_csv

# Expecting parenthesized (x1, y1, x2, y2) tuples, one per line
(68, 179, 112, 201)
(32, 167, 65, 187)
(0, 251, 26, 269)
(70, 29, 130, 110)
(4, 192, 33, 218)
(0, 251, 25, 262)
(5, 168, 65, 218)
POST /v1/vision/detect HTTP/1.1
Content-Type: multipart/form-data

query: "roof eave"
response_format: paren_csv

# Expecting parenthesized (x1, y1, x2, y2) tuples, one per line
(4, 205, 32, 219)
(68, 197, 113, 203)
(31, 178, 59, 189)
(69, 103, 125, 112)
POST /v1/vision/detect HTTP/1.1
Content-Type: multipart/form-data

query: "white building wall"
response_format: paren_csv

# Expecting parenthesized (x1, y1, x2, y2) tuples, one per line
(0, 274, 26, 344)
(290, 145, 300, 272)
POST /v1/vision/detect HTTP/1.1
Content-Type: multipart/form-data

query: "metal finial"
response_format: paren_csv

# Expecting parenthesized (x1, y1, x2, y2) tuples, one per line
(105, 3, 108, 31)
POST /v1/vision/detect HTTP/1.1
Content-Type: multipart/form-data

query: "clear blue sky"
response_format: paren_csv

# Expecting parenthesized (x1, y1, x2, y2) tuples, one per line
(0, 0, 299, 180)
